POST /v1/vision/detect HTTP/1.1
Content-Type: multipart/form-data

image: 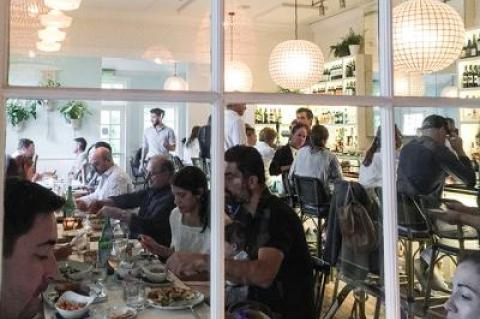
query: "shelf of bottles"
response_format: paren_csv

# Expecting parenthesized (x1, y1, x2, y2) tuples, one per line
(314, 106, 358, 154)
(254, 106, 290, 145)
(458, 27, 480, 97)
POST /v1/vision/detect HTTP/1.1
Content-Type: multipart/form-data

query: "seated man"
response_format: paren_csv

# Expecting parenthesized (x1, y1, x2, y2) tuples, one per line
(166, 146, 314, 319)
(1, 178, 65, 319)
(76, 147, 133, 210)
(91, 155, 175, 246)
(11, 138, 40, 181)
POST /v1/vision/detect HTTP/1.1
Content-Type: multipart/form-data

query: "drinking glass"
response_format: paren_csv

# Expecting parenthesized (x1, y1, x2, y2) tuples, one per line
(123, 277, 145, 310)
(112, 238, 128, 261)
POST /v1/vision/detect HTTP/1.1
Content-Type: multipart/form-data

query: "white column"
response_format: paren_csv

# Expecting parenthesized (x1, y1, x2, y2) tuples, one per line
(210, 0, 225, 318)
(379, 0, 401, 318)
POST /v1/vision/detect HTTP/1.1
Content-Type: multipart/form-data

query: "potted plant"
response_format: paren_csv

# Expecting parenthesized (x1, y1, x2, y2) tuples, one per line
(344, 28, 363, 56)
(330, 41, 350, 58)
(40, 79, 61, 111)
(6, 99, 37, 131)
(58, 100, 91, 130)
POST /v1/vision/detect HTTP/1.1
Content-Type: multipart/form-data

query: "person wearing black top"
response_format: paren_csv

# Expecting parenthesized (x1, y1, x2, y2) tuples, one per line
(91, 155, 175, 246)
(167, 146, 314, 319)
(397, 114, 475, 200)
(269, 123, 308, 176)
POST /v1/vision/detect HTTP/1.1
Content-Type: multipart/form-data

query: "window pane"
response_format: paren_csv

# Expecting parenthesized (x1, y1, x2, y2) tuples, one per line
(100, 111, 110, 124)
(110, 139, 121, 154)
(100, 125, 109, 139)
(109, 126, 120, 139)
(110, 111, 121, 125)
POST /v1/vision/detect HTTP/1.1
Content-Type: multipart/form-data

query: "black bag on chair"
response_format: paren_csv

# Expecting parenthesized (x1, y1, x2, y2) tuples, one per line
(338, 182, 378, 254)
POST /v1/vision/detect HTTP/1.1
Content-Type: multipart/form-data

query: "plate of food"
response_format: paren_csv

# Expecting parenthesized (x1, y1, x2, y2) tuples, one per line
(55, 291, 94, 319)
(146, 286, 204, 310)
(43, 280, 107, 308)
(58, 261, 93, 281)
(107, 305, 137, 319)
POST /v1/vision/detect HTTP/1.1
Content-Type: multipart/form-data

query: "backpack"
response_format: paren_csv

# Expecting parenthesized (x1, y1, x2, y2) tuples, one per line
(338, 182, 378, 254)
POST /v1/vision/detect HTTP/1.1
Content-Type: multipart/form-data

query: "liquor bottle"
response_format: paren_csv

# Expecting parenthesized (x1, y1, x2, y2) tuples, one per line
(343, 108, 348, 124)
(472, 35, 478, 57)
(277, 108, 282, 124)
(463, 66, 469, 88)
(467, 40, 473, 58)
(477, 34, 480, 56)
(263, 108, 268, 124)
(473, 66, 479, 88)
(468, 65, 474, 88)
(97, 217, 113, 268)
(461, 43, 467, 59)
(63, 186, 75, 218)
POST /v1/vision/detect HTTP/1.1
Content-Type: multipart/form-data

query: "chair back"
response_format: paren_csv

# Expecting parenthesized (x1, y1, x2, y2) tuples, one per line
(192, 157, 204, 171)
(281, 171, 296, 207)
(293, 175, 330, 218)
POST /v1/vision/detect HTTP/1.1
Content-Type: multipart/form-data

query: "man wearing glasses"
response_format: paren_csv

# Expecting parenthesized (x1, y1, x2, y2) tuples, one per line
(89, 155, 175, 246)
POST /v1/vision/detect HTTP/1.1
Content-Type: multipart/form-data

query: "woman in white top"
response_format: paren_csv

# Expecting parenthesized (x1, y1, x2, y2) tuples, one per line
(255, 127, 277, 186)
(289, 125, 343, 193)
(182, 126, 201, 165)
(140, 166, 210, 258)
(359, 125, 402, 189)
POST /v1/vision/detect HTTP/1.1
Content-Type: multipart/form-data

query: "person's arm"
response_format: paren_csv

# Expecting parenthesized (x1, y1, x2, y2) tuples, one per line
(109, 190, 146, 210)
(437, 138, 476, 188)
(165, 129, 176, 151)
(269, 148, 284, 176)
(98, 206, 132, 224)
(140, 133, 148, 168)
(432, 209, 480, 228)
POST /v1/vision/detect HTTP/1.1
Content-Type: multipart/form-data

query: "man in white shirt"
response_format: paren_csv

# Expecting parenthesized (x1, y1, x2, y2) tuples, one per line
(225, 103, 247, 150)
(76, 147, 133, 210)
(70, 137, 88, 182)
(140, 108, 176, 171)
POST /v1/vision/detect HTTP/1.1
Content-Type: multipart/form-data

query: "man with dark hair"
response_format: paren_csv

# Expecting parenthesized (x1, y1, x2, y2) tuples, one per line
(167, 146, 314, 319)
(89, 155, 176, 246)
(71, 137, 88, 182)
(245, 124, 257, 147)
(225, 103, 247, 150)
(1, 178, 65, 319)
(398, 114, 475, 200)
(76, 147, 133, 211)
(295, 107, 314, 128)
(140, 108, 176, 171)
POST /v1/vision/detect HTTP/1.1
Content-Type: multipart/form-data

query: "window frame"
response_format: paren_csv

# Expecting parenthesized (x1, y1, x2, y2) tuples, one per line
(1, 1, 480, 318)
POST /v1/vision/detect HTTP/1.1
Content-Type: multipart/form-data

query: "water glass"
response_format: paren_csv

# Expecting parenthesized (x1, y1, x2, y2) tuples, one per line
(112, 238, 128, 261)
(123, 277, 145, 310)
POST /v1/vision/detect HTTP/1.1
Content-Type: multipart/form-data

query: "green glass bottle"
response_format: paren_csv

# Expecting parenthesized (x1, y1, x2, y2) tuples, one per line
(97, 217, 113, 268)
(63, 186, 75, 218)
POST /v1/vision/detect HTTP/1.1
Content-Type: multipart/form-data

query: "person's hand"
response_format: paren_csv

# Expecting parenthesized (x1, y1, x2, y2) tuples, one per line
(448, 136, 465, 156)
(445, 201, 474, 214)
(138, 234, 172, 258)
(431, 210, 462, 225)
(75, 199, 88, 212)
(98, 206, 130, 223)
(166, 252, 208, 277)
(88, 200, 105, 214)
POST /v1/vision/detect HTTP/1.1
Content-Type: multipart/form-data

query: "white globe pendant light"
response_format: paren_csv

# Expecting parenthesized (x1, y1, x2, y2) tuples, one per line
(393, 0, 465, 74)
(163, 63, 188, 91)
(268, 0, 323, 90)
(224, 12, 253, 92)
(44, 0, 81, 11)
(40, 10, 72, 28)
(394, 72, 425, 96)
(36, 41, 61, 52)
(38, 27, 66, 42)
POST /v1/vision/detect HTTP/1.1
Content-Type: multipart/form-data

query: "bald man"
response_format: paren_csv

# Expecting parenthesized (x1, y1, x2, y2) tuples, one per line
(76, 147, 133, 210)
(86, 156, 176, 246)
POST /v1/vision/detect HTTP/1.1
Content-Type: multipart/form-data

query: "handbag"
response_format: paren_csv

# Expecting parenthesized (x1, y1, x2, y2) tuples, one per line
(338, 182, 378, 254)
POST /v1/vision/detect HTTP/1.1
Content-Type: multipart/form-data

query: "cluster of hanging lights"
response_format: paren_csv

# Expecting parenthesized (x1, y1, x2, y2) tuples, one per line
(37, 0, 81, 52)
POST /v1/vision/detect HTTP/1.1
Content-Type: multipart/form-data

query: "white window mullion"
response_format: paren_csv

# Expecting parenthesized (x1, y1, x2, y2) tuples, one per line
(378, 0, 401, 317)
(210, 0, 225, 319)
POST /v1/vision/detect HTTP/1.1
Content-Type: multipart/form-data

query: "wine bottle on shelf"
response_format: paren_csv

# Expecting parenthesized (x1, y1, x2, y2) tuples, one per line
(263, 108, 268, 124)
(472, 35, 478, 57)
(463, 66, 469, 88)
(477, 34, 480, 56)
(467, 40, 473, 58)
(461, 43, 467, 59)
(469, 65, 474, 88)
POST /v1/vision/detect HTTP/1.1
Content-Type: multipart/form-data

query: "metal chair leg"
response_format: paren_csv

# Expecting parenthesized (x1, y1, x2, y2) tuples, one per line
(423, 245, 439, 315)
(322, 284, 354, 319)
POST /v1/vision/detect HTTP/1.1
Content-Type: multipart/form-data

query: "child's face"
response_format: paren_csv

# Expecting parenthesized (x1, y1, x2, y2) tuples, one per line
(445, 261, 480, 319)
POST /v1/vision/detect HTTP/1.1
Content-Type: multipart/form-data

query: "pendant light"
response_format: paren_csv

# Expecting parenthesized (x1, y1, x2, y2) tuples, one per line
(225, 12, 253, 92)
(269, 0, 324, 90)
(36, 40, 61, 52)
(393, 0, 465, 74)
(44, 0, 81, 11)
(40, 10, 72, 28)
(164, 63, 188, 91)
(38, 26, 66, 42)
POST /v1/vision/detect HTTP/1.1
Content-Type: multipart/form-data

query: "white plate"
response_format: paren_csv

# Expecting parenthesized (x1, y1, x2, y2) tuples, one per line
(107, 305, 137, 319)
(147, 289, 204, 310)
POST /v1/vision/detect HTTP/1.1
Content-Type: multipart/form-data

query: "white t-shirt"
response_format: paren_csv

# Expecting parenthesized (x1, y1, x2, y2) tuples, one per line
(183, 139, 200, 165)
(169, 207, 210, 254)
(224, 109, 246, 150)
(359, 151, 400, 189)
(255, 141, 276, 185)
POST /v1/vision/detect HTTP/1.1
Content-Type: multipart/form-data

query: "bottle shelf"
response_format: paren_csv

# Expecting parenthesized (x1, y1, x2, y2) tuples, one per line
(458, 56, 480, 63)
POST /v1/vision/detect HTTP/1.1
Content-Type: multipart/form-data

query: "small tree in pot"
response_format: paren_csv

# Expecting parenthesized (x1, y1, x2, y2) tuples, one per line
(6, 99, 37, 131)
(58, 100, 91, 130)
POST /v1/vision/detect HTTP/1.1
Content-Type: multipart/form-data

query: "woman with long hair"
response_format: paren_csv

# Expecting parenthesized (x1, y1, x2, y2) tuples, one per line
(289, 125, 342, 193)
(269, 123, 308, 176)
(140, 166, 210, 258)
(359, 125, 402, 189)
(182, 126, 201, 165)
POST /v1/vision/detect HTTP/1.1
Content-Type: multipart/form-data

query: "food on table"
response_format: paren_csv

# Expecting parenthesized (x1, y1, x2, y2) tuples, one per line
(56, 298, 87, 311)
(108, 309, 136, 319)
(147, 286, 196, 306)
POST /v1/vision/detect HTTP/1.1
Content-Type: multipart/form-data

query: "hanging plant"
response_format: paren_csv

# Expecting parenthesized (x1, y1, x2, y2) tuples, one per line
(58, 101, 91, 129)
(6, 99, 37, 130)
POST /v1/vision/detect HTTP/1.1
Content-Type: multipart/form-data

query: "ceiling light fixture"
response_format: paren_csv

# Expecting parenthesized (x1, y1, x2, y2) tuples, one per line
(38, 26, 65, 42)
(225, 12, 253, 92)
(163, 63, 188, 91)
(269, 0, 324, 90)
(36, 40, 61, 52)
(393, 0, 465, 74)
(44, 0, 82, 11)
(40, 10, 72, 28)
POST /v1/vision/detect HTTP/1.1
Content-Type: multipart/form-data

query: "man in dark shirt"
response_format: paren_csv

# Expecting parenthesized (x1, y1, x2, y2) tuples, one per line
(166, 146, 314, 319)
(92, 155, 175, 246)
(397, 114, 475, 200)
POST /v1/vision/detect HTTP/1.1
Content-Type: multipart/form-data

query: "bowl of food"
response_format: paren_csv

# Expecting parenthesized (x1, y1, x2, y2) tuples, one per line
(141, 264, 167, 283)
(107, 305, 137, 319)
(58, 261, 93, 281)
(55, 291, 94, 319)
